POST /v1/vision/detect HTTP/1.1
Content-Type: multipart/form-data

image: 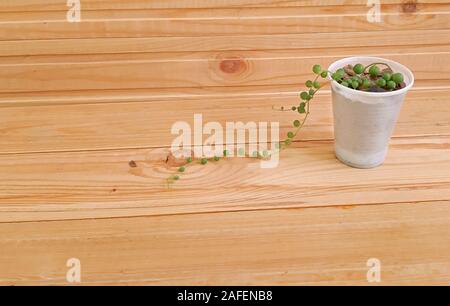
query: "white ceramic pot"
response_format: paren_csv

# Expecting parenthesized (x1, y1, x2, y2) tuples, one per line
(328, 57, 414, 168)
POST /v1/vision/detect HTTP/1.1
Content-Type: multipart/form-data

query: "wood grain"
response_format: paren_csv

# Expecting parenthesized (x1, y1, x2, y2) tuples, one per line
(1, 4, 449, 40)
(0, 136, 449, 223)
(0, 89, 448, 154)
(1, 201, 449, 285)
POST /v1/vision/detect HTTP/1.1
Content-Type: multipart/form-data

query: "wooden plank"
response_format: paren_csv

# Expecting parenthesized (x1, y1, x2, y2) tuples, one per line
(1, 201, 449, 285)
(0, 89, 448, 154)
(12, 43, 450, 66)
(2, 29, 449, 57)
(0, 79, 448, 106)
(0, 136, 449, 223)
(0, 47, 449, 93)
(1, 4, 449, 40)
(0, 0, 446, 11)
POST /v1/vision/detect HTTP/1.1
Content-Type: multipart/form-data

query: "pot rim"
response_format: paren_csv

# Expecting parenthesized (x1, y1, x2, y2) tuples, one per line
(327, 56, 415, 98)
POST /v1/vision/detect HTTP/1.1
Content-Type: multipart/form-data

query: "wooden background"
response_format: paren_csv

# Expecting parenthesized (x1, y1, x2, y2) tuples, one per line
(0, 0, 449, 285)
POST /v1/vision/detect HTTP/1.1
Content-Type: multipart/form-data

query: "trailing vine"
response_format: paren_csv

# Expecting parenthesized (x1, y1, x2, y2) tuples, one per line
(166, 62, 405, 187)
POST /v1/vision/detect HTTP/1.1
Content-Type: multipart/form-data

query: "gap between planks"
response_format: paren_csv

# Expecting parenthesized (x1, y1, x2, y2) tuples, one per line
(0, 199, 445, 225)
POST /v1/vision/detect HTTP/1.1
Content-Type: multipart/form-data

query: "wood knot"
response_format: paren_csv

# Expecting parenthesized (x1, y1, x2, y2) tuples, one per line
(128, 160, 137, 168)
(165, 151, 192, 167)
(402, 0, 418, 13)
(219, 57, 247, 74)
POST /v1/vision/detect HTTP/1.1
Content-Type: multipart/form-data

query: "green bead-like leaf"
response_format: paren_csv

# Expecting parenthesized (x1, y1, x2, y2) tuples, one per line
(298, 102, 306, 114)
(369, 65, 380, 77)
(387, 80, 397, 90)
(313, 65, 322, 74)
(336, 68, 345, 77)
(392, 73, 404, 84)
(333, 69, 345, 81)
(353, 64, 364, 74)
(362, 78, 371, 89)
(377, 78, 387, 87)
(293, 120, 301, 127)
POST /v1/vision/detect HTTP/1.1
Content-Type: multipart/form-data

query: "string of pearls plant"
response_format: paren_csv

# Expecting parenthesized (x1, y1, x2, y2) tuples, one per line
(166, 62, 405, 187)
